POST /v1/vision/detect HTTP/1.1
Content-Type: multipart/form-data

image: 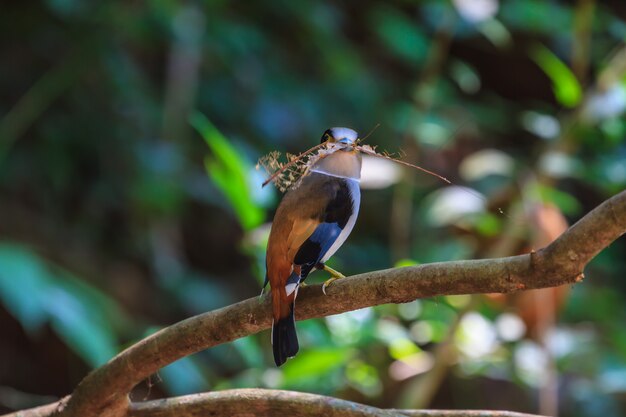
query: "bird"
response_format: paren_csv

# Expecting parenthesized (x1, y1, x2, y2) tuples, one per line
(265, 127, 362, 366)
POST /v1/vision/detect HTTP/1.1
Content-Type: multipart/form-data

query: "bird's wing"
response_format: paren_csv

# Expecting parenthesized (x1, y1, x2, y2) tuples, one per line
(266, 176, 326, 285)
(292, 175, 354, 277)
(286, 218, 321, 261)
(278, 173, 337, 260)
(267, 172, 353, 283)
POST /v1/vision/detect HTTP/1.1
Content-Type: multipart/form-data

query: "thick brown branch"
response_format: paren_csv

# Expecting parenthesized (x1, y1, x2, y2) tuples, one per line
(4, 190, 625, 417)
(127, 389, 545, 417)
(2, 397, 68, 417)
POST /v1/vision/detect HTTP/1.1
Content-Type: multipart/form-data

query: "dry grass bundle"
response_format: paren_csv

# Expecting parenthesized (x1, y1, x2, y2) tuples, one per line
(257, 139, 450, 192)
(256, 142, 327, 192)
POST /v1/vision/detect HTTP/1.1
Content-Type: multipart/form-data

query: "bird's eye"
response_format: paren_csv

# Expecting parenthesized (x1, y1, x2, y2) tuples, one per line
(320, 130, 333, 144)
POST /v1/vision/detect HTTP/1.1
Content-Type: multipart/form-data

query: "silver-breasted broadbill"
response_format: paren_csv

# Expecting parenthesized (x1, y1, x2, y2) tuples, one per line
(265, 127, 362, 366)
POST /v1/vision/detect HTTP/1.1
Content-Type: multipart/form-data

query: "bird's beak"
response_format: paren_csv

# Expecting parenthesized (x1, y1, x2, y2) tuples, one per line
(337, 137, 352, 145)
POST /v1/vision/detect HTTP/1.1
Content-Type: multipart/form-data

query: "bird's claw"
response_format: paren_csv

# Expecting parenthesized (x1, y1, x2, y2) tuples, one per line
(322, 278, 336, 295)
(321, 264, 346, 295)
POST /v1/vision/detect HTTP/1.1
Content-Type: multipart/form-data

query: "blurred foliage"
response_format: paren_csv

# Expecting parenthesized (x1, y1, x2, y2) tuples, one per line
(1, 1, 625, 416)
(530, 44, 583, 108)
(0, 244, 128, 367)
(191, 111, 264, 231)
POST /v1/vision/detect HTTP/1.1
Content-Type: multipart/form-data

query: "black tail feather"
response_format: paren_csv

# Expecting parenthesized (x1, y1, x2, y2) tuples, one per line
(272, 302, 299, 366)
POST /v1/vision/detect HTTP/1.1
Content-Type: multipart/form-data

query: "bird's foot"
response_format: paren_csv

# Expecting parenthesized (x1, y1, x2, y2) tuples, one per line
(320, 264, 346, 295)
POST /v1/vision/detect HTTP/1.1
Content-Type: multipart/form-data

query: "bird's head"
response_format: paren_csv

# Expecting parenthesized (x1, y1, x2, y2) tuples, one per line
(310, 127, 362, 180)
(320, 127, 358, 150)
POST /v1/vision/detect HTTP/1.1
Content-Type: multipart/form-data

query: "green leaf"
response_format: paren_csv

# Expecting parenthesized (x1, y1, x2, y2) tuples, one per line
(530, 44, 582, 108)
(0, 243, 124, 367)
(48, 271, 127, 366)
(281, 347, 352, 385)
(389, 338, 420, 360)
(474, 212, 503, 237)
(0, 244, 52, 333)
(394, 258, 420, 268)
(46, 288, 118, 367)
(345, 359, 381, 396)
(535, 184, 582, 216)
(369, 6, 428, 65)
(190, 112, 264, 230)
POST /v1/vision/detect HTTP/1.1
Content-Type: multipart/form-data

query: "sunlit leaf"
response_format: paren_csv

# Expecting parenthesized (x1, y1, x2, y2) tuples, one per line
(394, 259, 419, 268)
(474, 212, 502, 237)
(389, 338, 421, 360)
(445, 295, 472, 309)
(345, 359, 382, 396)
(191, 112, 264, 230)
(530, 44, 582, 108)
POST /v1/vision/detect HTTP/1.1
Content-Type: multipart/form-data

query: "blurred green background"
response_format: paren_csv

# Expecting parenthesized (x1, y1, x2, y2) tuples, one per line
(1, 1, 625, 416)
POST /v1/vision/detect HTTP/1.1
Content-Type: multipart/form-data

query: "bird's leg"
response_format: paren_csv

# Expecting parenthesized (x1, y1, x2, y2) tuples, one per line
(317, 263, 346, 295)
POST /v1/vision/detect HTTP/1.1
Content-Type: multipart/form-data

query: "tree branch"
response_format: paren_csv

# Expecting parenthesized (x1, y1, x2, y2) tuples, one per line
(126, 389, 545, 417)
(3, 190, 625, 417)
(2, 397, 68, 417)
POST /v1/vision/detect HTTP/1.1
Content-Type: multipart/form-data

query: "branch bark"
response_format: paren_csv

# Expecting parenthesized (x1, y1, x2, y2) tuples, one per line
(127, 389, 544, 417)
(4, 190, 625, 417)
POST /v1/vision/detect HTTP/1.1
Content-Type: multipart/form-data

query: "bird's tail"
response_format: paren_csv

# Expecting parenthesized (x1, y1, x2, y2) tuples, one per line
(271, 301, 299, 367)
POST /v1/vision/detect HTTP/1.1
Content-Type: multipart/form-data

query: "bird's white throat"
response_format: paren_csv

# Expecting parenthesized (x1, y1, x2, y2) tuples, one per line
(310, 150, 362, 180)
